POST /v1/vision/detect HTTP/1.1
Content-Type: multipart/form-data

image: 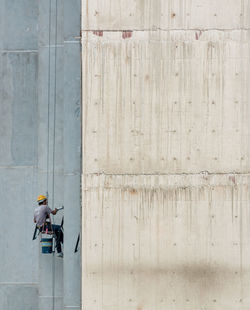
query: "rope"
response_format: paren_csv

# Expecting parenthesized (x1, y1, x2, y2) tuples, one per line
(46, 1, 58, 310)
(46, 0, 52, 195)
(45, 1, 53, 307)
(52, 0, 58, 216)
(51, 1, 58, 310)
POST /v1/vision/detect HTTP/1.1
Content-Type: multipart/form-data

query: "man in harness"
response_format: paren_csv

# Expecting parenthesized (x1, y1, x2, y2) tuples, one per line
(34, 195, 64, 257)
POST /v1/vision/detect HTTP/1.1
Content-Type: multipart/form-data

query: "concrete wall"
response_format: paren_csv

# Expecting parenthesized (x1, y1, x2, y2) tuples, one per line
(0, 0, 39, 309)
(38, 0, 64, 308)
(81, 1, 250, 309)
(63, 1, 82, 309)
(38, 0, 81, 309)
(0, 1, 81, 309)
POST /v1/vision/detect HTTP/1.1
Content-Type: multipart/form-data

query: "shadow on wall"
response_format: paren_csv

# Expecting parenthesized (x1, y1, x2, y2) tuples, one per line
(86, 262, 247, 306)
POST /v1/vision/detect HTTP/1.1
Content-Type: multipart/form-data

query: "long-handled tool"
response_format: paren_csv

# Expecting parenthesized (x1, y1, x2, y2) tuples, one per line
(74, 233, 80, 253)
(32, 226, 38, 240)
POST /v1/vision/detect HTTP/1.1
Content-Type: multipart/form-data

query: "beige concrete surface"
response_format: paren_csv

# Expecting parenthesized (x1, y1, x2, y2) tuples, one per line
(82, 0, 250, 30)
(82, 30, 250, 175)
(82, 174, 250, 309)
(82, 1, 250, 309)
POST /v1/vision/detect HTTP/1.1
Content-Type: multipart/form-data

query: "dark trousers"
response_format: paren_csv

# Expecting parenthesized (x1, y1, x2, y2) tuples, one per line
(52, 224, 63, 253)
(39, 223, 63, 253)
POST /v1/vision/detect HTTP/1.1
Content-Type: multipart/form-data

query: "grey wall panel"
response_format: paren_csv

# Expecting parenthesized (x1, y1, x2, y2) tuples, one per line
(0, 53, 14, 165)
(38, 0, 64, 47)
(38, 1, 82, 310)
(0, 0, 39, 301)
(3, 0, 38, 50)
(0, 51, 37, 166)
(64, 0, 81, 41)
(0, 0, 82, 309)
(63, 43, 81, 174)
(63, 175, 81, 309)
(63, 2, 81, 308)
(37, 2, 64, 309)
(0, 284, 38, 310)
(39, 296, 64, 310)
(0, 168, 38, 283)
(9, 52, 38, 166)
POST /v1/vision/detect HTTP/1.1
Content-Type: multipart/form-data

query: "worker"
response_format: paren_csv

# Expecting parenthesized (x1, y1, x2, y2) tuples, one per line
(34, 195, 64, 257)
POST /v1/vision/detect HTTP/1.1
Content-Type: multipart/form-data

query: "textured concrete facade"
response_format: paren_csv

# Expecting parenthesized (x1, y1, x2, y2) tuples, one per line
(81, 1, 250, 309)
(63, 1, 82, 309)
(38, 0, 81, 309)
(0, 1, 81, 309)
(0, 0, 39, 309)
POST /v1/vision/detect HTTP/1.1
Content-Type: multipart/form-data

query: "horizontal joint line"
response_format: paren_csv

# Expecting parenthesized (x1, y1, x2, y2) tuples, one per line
(38, 295, 62, 299)
(64, 41, 80, 44)
(83, 172, 250, 177)
(64, 172, 81, 176)
(42, 44, 64, 48)
(0, 282, 37, 285)
(0, 50, 37, 53)
(0, 166, 35, 169)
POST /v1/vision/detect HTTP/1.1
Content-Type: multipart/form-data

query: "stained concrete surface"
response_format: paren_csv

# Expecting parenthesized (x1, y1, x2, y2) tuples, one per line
(81, 1, 250, 309)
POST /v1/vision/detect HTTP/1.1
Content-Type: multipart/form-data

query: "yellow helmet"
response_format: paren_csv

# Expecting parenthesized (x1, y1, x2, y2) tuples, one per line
(37, 195, 47, 203)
